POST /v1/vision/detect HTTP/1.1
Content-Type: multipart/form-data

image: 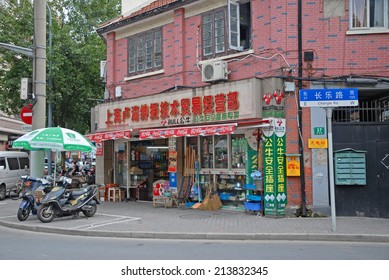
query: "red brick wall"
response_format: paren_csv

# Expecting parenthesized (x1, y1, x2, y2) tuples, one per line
(103, 0, 389, 208)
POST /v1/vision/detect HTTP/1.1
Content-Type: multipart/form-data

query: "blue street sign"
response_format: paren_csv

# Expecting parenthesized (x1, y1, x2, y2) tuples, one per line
(299, 88, 358, 107)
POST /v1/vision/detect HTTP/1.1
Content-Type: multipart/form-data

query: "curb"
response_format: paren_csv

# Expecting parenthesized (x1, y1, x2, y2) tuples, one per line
(1, 220, 389, 243)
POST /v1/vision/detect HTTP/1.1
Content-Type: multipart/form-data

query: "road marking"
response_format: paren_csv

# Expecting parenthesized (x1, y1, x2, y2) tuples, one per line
(79, 217, 141, 230)
(69, 213, 141, 230)
(97, 213, 133, 219)
(0, 215, 15, 219)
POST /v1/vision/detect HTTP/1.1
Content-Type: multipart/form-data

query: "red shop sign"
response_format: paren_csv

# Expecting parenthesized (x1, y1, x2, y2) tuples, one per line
(139, 124, 236, 139)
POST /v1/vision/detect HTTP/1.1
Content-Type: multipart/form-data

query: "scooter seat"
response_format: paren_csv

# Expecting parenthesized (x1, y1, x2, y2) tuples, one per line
(71, 186, 92, 196)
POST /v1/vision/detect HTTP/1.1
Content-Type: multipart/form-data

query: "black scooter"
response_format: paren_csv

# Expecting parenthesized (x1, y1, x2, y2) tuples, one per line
(37, 176, 99, 223)
(17, 176, 52, 221)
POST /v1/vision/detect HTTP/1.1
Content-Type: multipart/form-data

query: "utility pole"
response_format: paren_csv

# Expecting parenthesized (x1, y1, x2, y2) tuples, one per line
(47, 2, 53, 175)
(30, 0, 47, 177)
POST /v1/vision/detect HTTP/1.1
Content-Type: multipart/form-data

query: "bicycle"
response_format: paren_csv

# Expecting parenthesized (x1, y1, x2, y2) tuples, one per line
(8, 180, 29, 200)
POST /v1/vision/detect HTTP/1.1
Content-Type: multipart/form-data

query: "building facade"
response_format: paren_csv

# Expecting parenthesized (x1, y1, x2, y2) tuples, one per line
(92, 0, 389, 217)
(0, 111, 25, 151)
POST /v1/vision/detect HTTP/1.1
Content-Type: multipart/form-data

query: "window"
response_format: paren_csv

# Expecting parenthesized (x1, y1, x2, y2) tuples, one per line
(7, 158, 19, 170)
(350, 0, 388, 30)
(128, 28, 163, 75)
(0, 157, 6, 169)
(19, 157, 29, 169)
(202, 0, 251, 58)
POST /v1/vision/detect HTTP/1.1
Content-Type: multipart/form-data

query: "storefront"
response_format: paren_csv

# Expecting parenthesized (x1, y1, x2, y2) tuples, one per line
(89, 77, 287, 214)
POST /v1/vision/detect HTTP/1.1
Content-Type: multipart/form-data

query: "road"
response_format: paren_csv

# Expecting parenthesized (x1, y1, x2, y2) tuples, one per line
(1, 226, 388, 260)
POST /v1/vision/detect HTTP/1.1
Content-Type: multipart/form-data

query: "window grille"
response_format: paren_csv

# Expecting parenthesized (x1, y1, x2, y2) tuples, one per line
(333, 99, 389, 123)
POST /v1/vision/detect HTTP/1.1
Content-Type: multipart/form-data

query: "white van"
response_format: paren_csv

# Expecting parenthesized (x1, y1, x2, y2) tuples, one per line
(0, 151, 30, 200)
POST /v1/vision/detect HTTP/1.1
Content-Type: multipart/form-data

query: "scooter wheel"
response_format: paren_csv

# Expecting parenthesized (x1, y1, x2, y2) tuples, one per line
(17, 208, 30, 221)
(82, 204, 97, 217)
(37, 205, 55, 223)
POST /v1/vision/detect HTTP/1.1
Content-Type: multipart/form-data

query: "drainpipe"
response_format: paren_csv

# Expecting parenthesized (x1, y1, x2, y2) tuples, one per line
(297, 0, 307, 216)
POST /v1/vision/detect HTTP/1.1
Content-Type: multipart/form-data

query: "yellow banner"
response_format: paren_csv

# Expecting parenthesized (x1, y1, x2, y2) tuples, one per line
(286, 156, 300, 176)
(308, 138, 328, 149)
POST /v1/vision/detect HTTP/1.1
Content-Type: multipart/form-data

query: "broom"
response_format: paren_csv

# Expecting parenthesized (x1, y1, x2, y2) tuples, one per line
(191, 161, 202, 209)
(198, 173, 222, 211)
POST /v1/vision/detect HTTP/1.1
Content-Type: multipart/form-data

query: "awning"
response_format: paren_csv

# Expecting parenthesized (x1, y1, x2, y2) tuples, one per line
(139, 124, 237, 140)
(85, 129, 131, 142)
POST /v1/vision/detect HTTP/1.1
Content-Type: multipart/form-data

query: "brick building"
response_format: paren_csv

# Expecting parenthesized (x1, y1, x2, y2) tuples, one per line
(90, 0, 389, 217)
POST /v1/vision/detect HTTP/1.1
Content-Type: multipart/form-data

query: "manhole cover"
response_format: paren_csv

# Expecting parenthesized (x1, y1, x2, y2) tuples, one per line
(180, 214, 211, 220)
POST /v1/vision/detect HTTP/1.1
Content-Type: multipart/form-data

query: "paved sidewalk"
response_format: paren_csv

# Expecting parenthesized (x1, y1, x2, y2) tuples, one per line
(1, 199, 388, 242)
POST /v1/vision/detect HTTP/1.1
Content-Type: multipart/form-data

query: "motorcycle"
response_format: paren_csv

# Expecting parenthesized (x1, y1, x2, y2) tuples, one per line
(17, 176, 53, 221)
(37, 176, 99, 223)
(85, 167, 95, 185)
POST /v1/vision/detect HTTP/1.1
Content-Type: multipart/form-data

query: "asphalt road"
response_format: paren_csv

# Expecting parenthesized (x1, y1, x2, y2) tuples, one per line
(1, 226, 388, 260)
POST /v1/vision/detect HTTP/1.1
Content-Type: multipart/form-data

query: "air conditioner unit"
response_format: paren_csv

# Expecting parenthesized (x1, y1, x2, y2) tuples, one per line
(202, 60, 228, 82)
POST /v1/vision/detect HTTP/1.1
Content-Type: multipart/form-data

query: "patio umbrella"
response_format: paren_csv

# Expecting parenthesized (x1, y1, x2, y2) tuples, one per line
(12, 127, 95, 181)
(12, 127, 95, 152)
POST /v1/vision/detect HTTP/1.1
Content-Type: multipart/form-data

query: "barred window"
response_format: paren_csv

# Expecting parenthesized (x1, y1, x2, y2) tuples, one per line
(128, 28, 163, 75)
(333, 100, 389, 123)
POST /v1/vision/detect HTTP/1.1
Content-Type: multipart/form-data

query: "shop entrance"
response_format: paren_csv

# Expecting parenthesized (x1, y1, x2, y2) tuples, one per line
(129, 139, 169, 201)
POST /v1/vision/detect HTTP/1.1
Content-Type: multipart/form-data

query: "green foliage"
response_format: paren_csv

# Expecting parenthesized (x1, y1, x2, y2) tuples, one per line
(0, 1, 34, 115)
(0, 0, 121, 134)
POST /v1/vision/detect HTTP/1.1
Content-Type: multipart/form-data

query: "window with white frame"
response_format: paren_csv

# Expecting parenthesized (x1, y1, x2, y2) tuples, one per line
(350, 0, 388, 30)
(128, 28, 162, 75)
(202, 0, 251, 59)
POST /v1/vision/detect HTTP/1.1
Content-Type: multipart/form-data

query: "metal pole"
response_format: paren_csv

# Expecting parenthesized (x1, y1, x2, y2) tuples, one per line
(47, 2, 53, 175)
(31, 0, 46, 177)
(297, 0, 307, 216)
(326, 108, 336, 231)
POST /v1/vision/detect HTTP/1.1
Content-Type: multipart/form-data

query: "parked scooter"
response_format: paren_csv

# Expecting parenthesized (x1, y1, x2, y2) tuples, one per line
(37, 176, 99, 223)
(17, 176, 53, 221)
(82, 167, 95, 185)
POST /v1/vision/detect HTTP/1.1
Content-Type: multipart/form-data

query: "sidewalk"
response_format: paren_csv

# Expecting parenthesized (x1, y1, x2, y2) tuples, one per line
(1, 199, 389, 242)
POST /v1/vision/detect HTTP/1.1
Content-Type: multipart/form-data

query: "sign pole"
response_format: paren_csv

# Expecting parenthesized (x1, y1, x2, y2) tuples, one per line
(326, 108, 336, 231)
(300, 88, 358, 231)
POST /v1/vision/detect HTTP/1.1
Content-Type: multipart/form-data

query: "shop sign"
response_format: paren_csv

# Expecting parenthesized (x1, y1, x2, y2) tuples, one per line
(245, 129, 260, 185)
(168, 151, 177, 173)
(263, 118, 287, 217)
(85, 130, 131, 142)
(95, 142, 103, 156)
(308, 138, 328, 149)
(104, 92, 240, 129)
(139, 124, 236, 139)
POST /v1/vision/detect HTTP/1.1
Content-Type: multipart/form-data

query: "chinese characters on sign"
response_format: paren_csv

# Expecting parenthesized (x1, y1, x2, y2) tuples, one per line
(308, 138, 328, 149)
(263, 118, 287, 217)
(299, 88, 359, 107)
(139, 124, 236, 139)
(105, 92, 240, 128)
(286, 155, 301, 176)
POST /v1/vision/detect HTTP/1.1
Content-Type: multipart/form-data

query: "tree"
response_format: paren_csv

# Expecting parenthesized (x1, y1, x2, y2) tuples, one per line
(0, 1, 34, 117)
(0, 0, 121, 133)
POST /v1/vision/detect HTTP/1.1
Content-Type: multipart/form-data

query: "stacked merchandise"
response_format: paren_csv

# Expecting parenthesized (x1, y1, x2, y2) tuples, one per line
(244, 170, 263, 215)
